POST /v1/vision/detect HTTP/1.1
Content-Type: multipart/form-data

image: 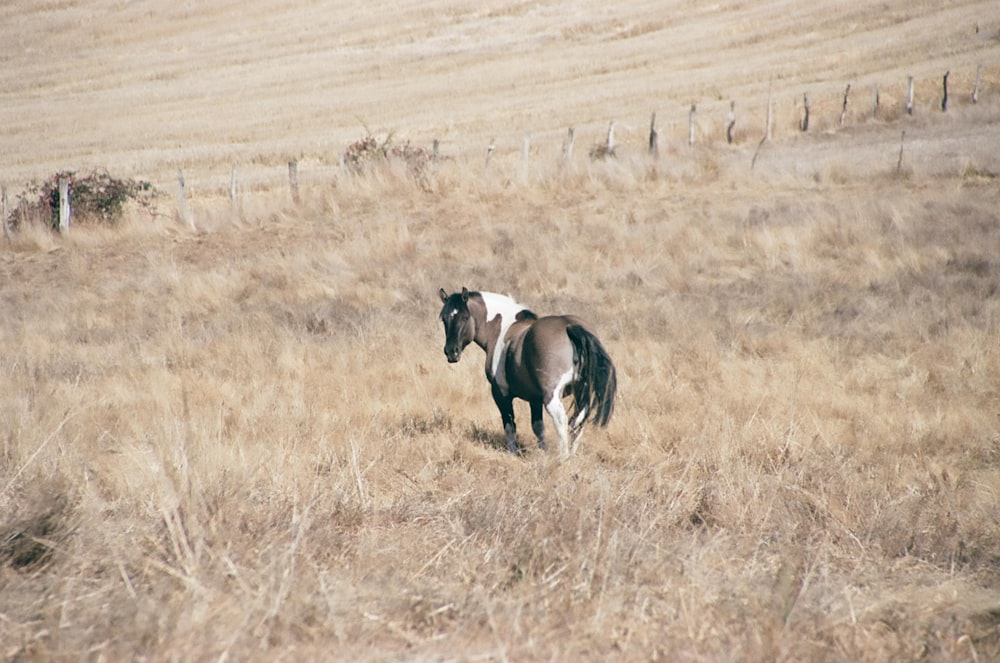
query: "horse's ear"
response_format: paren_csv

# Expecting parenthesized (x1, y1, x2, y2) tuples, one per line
(439, 288, 448, 303)
(461, 287, 469, 302)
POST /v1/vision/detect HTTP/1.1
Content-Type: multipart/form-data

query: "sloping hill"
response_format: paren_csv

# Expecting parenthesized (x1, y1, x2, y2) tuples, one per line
(1, 0, 996, 187)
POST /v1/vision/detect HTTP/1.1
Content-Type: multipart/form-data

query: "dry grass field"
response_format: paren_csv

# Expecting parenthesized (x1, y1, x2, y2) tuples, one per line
(2, 1, 1000, 661)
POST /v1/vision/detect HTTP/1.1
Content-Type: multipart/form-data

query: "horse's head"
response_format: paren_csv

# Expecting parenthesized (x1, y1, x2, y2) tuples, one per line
(438, 287, 475, 363)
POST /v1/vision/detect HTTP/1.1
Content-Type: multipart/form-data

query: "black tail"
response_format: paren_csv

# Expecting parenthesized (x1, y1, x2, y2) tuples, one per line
(566, 324, 617, 428)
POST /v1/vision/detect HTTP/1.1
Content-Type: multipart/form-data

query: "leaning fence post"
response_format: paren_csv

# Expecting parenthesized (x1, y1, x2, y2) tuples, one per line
(941, 70, 950, 111)
(800, 93, 810, 132)
(972, 64, 982, 104)
(648, 112, 659, 158)
(605, 121, 615, 156)
(229, 166, 240, 219)
(840, 83, 851, 126)
(905, 75, 915, 115)
(752, 80, 774, 170)
(177, 170, 194, 230)
(485, 138, 495, 172)
(726, 101, 736, 144)
(58, 176, 70, 232)
(688, 104, 697, 146)
(288, 160, 300, 204)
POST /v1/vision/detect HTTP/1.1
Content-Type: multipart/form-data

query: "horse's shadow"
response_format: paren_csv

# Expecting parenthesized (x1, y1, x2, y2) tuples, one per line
(469, 423, 531, 456)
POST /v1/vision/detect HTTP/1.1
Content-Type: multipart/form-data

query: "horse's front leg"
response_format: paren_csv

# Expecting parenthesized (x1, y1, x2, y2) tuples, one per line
(491, 383, 518, 453)
(530, 400, 547, 451)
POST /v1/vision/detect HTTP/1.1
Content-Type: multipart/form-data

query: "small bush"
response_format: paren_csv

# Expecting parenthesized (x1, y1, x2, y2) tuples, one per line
(342, 133, 432, 180)
(343, 134, 386, 173)
(10, 169, 157, 231)
(589, 143, 617, 160)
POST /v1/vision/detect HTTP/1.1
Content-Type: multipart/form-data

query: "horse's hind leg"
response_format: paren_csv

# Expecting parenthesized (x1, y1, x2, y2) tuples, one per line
(530, 400, 546, 451)
(544, 397, 571, 459)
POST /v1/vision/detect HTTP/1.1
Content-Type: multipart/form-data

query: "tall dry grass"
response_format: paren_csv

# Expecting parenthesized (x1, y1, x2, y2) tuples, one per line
(2, 132, 999, 660)
(3, 1, 1000, 659)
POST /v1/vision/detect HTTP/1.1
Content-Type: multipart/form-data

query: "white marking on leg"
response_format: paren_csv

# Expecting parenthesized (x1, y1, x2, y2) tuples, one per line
(546, 367, 575, 458)
(546, 398, 570, 459)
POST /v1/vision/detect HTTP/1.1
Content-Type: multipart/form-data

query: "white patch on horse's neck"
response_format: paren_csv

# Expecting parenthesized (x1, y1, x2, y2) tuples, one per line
(479, 292, 524, 324)
(478, 291, 527, 384)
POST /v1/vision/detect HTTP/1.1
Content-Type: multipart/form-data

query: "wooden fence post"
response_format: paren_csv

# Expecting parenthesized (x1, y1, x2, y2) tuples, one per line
(905, 75, 915, 115)
(177, 170, 194, 230)
(751, 83, 773, 170)
(58, 177, 70, 232)
(485, 138, 495, 171)
(872, 85, 880, 119)
(230, 166, 240, 219)
(288, 160, 300, 204)
(726, 101, 736, 144)
(840, 83, 851, 126)
(941, 70, 950, 111)
(648, 112, 659, 158)
(800, 93, 810, 132)
(688, 104, 697, 146)
(972, 64, 982, 104)
(564, 128, 575, 162)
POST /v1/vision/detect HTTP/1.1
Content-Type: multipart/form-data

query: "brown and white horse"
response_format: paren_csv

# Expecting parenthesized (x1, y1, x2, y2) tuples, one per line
(438, 287, 617, 458)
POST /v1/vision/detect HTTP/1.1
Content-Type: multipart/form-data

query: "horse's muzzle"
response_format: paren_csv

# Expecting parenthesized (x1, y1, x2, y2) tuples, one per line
(444, 340, 467, 362)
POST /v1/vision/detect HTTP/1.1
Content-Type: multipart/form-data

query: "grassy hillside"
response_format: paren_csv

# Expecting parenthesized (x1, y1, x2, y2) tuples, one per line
(2, 1, 1000, 661)
(1, 0, 997, 186)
